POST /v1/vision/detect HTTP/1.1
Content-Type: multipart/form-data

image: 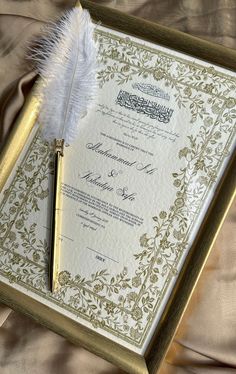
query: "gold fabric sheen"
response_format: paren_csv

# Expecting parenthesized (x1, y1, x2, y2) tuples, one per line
(0, 1, 235, 373)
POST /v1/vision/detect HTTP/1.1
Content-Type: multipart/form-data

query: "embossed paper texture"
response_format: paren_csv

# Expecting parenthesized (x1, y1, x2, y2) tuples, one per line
(0, 25, 235, 354)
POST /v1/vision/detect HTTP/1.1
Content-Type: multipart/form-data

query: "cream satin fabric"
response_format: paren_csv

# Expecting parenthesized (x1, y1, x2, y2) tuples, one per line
(0, 1, 235, 373)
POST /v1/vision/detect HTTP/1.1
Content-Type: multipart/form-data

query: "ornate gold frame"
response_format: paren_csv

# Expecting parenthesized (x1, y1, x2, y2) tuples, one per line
(0, 1, 235, 373)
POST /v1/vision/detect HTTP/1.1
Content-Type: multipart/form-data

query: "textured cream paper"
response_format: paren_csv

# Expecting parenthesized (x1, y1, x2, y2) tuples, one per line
(0, 25, 235, 354)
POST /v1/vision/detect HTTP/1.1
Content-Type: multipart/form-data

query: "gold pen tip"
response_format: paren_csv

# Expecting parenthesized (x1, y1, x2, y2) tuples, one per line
(49, 274, 57, 293)
(51, 280, 57, 293)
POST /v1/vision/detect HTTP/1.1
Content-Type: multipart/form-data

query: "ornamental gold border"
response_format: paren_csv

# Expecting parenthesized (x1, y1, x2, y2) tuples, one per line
(0, 2, 235, 374)
(0, 26, 235, 349)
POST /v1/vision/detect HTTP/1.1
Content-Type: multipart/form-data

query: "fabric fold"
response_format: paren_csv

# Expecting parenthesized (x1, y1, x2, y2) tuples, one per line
(0, 1, 235, 373)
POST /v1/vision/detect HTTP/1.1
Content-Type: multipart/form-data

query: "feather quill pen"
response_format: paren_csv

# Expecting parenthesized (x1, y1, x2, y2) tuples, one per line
(32, 7, 97, 292)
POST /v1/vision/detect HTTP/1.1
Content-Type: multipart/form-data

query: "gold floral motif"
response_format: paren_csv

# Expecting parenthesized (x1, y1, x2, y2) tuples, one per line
(58, 271, 71, 286)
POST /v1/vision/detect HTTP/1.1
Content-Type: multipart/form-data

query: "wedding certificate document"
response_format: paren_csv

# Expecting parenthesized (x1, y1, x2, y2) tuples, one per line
(0, 24, 235, 354)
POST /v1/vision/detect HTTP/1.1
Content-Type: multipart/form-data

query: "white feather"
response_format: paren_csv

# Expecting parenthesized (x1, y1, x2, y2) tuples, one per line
(32, 8, 97, 144)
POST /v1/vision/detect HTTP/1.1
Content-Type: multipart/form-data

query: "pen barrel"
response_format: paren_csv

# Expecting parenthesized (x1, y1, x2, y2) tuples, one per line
(49, 139, 64, 292)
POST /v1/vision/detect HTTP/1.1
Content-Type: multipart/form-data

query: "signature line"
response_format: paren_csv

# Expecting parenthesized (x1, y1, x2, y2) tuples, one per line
(87, 247, 119, 264)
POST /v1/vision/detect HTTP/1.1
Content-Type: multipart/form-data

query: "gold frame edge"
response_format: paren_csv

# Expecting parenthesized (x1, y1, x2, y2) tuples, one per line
(0, 2, 235, 373)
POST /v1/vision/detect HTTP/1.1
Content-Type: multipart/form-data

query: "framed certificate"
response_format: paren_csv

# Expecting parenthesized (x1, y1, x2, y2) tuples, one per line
(0, 1, 235, 373)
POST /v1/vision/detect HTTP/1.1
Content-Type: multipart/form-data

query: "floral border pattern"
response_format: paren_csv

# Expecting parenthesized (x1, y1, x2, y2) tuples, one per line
(0, 28, 235, 348)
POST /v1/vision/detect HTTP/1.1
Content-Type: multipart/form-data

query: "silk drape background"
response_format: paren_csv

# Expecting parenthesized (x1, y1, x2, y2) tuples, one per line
(0, 1, 235, 373)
